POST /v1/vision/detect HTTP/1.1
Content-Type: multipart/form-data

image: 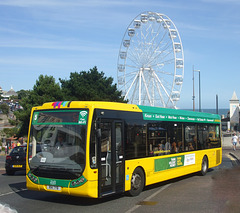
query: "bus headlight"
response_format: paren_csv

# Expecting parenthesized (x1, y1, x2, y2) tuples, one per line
(70, 177, 87, 188)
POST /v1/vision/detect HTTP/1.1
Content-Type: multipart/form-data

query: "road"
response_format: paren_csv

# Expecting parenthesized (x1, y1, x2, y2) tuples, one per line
(0, 150, 239, 213)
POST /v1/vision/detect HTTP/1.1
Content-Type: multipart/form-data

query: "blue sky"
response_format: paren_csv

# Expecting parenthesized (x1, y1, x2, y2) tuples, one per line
(0, 0, 239, 109)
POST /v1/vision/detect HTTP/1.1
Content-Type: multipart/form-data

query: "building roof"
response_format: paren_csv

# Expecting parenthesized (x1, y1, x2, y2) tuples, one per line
(230, 91, 239, 101)
(2, 86, 17, 98)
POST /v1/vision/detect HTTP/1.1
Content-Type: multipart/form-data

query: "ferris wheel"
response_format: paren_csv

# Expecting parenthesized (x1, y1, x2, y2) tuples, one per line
(117, 12, 184, 108)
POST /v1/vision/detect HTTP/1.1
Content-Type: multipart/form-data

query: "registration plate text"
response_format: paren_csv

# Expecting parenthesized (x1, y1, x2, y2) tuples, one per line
(47, 185, 62, 191)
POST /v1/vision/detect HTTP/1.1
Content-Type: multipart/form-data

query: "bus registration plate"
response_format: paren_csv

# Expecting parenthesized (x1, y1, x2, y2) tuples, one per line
(47, 185, 61, 191)
(12, 165, 22, 168)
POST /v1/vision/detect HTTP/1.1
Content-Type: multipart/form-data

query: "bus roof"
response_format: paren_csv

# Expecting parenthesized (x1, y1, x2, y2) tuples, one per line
(35, 101, 141, 112)
(34, 101, 220, 124)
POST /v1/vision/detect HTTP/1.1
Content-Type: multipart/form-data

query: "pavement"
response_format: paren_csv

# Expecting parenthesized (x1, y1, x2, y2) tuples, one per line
(221, 135, 240, 165)
(1, 150, 6, 156)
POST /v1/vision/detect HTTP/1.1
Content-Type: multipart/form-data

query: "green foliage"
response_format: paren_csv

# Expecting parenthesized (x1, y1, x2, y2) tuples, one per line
(10, 95, 18, 100)
(17, 89, 30, 99)
(0, 103, 10, 115)
(60, 66, 126, 102)
(15, 75, 64, 136)
(8, 119, 18, 126)
(3, 127, 18, 138)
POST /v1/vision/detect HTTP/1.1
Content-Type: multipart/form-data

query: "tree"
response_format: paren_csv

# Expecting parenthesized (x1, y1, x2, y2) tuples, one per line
(0, 103, 9, 115)
(17, 89, 30, 100)
(60, 66, 126, 102)
(15, 75, 64, 136)
(2, 127, 18, 138)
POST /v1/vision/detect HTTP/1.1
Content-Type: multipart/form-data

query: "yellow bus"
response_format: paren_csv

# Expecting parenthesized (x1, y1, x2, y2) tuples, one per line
(26, 101, 222, 198)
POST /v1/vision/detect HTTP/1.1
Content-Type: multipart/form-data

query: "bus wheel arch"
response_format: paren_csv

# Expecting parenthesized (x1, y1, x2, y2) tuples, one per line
(200, 155, 208, 176)
(128, 166, 145, 196)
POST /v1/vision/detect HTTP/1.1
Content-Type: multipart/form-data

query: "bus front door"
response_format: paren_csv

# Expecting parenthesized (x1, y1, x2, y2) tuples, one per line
(98, 120, 124, 197)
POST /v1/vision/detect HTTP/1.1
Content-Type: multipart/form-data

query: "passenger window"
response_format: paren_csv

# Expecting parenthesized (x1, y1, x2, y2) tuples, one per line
(185, 125, 196, 151)
(198, 125, 208, 150)
(208, 125, 221, 148)
(148, 123, 167, 156)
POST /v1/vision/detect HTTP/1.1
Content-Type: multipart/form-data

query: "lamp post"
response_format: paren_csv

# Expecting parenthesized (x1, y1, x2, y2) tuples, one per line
(192, 66, 201, 112)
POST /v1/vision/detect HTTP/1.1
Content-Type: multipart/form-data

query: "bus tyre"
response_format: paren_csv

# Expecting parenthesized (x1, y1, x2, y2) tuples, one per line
(128, 167, 145, 196)
(200, 156, 208, 176)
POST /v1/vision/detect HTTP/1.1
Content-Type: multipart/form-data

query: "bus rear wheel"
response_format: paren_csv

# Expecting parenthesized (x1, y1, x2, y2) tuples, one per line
(128, 167, 145, 196)
(200, 156, 208, 176)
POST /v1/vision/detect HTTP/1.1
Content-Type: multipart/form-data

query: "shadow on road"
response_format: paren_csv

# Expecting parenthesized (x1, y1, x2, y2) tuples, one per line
(9, 182, 124, 206)
(9, 181, 26, 192)
(1, 170, 26, 176)
(8, 169, 216, 207)
(144, 168, 214, 192)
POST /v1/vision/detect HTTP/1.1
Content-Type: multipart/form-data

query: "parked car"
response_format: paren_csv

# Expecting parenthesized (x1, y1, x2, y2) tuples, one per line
(5, 145, 41, 175)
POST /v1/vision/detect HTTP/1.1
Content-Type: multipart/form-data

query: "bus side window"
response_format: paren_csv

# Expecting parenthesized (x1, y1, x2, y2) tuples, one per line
(185, 125, 196, 151)
(125, 123, 146, 159)
(171, 123, 183, 154)
(209, 125, 221, 148)
(198, 125, 208, 150)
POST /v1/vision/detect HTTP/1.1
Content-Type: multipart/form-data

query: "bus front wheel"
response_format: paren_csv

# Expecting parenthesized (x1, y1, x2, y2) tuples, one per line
(128, 167, 145, 196)
(200, 156, 208, 176)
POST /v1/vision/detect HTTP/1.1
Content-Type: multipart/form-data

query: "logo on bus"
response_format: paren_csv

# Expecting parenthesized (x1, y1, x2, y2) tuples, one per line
(50, 180, 56, 185)
(78, 111, 88, 125)
(52, 101, 71, 109)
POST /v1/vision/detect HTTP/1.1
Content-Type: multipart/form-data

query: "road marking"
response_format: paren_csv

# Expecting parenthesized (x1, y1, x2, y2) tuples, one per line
(225, 153, 240, 167)
(225, 153, 235, 161)
(0, 188, 27, 197)
(125, 184, 171, 213)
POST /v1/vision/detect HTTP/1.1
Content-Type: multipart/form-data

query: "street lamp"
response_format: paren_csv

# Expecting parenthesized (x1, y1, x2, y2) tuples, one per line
(192, 66, 201, 112)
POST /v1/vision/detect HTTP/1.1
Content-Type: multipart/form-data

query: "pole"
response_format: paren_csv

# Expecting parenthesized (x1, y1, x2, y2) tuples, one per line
(192, 66, 195, 111)
(199, 71, 201, 112)
(216, 94, 218, 114)
(193, 66, 200, 112)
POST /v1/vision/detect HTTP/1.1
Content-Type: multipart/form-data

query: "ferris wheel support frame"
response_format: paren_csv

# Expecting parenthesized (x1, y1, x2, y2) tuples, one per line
(117, 11, 184, 108)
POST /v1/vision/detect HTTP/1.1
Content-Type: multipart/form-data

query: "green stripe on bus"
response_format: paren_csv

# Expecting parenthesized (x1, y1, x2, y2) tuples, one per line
(138, 105, 220, 123)
(27, 171, 87, 188)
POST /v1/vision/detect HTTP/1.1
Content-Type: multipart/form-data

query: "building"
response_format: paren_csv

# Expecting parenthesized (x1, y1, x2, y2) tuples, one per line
(222, 91, 240, 131)
(1, 86, 18, 100)
(0, 86, 3, 96)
